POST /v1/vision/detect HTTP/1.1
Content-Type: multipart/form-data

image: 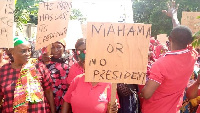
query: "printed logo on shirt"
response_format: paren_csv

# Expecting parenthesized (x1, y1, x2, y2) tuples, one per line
(98, 92, 107, 102)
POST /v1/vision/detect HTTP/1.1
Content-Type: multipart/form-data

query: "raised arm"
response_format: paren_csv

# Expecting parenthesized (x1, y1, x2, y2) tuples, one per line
(162, 0, 180, 28)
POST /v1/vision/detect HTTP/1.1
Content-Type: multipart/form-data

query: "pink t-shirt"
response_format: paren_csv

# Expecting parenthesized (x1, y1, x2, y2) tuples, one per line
(64, 75, 117, 113)
(66, 63, 84, 84)
(142, 47, 198, 113)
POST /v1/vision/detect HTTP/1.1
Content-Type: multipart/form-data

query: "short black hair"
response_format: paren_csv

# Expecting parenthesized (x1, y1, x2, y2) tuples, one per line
(169, 25, 193, 48)
(75, 38, 86, 49)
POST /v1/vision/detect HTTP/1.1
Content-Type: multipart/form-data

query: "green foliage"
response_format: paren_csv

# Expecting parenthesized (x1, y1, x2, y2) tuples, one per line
(132, 0, 200, 37)
(15, 0, 41, 28)
(15, 0, 86, 29)
(192, 31, 200, 48)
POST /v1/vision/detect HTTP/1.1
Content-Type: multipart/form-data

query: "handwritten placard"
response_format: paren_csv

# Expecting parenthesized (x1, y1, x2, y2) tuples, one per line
(157, 34, 168, 45)
(36, 0, 72, 50)
(0, 0, 14, 48)
(181, 12, 200, 34)
(85, 22, 151, 84)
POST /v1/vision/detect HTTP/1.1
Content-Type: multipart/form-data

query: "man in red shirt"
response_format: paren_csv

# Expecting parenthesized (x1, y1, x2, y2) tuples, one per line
(141, 1, 198, 112)
(141, 26, 198, 113)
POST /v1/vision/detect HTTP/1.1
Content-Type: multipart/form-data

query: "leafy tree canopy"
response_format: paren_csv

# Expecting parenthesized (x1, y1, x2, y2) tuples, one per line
(132, 0, 200, 37)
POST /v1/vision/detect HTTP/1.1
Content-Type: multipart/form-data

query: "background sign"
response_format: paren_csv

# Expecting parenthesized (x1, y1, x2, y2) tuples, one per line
(181, 12, 200, 34)
(0, 0, 14, 48)
(36, 0, 72, 50)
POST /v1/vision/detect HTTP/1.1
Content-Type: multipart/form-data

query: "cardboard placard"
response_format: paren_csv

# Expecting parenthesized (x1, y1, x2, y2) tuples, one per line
(157, 34, 168, 45)
(181, 12, 200, 34)
(0, 0, 14, 48)
(36, 0, 72, 50)
(85, 22, 151, 84)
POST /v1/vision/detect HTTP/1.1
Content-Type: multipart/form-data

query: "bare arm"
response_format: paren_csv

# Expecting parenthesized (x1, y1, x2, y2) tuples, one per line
(44, 89, 56, 113)
(186, 74, 200, 99)
(141, 80, 160, 99)
(162, 0, 180, 28)
(61, 102, 72, 113)
(186, 81, 199, 99)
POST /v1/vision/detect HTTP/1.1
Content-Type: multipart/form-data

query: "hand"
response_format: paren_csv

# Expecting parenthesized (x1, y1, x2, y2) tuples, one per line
(108, 100, 119, 113)
(162, 0, 179, 18)
(41, 53, 51, 64)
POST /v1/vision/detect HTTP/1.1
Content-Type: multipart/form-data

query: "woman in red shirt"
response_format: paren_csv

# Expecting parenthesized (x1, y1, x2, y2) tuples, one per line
(66, 38, 85, 85)
(61, 38, 119, 113)
(0, 37, 55, 113)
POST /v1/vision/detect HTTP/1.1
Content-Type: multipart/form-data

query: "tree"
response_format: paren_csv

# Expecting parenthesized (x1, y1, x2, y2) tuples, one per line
(132, 0, 200, 37)
(15, 0, 41, 29)
(14, 0, 86, 30)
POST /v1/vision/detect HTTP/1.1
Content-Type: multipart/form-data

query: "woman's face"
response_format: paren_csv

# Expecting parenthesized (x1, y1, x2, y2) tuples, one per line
(11, 43, 31, 64)
(51, 42, 65, 58)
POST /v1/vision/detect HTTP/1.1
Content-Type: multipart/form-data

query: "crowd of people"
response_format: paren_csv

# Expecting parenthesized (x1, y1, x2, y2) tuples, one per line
(0, 1, 200, 113)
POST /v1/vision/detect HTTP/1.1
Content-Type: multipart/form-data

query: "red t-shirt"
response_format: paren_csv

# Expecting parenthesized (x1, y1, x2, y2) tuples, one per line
(64, 74, 118, 113)
(66, 63, 84, 84)
(142, 48, 198, 113)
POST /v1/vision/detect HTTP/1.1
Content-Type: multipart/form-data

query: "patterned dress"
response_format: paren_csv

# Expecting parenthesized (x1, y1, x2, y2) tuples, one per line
(0, 62, 52, 113)
(46, 56, 75, 112)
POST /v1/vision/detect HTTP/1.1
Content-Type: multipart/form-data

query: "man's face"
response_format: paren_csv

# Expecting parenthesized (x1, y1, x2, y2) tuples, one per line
(11, 43, 31, 64)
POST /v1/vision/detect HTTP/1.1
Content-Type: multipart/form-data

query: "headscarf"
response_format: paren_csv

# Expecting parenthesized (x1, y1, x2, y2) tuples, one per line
(14, 37, 28, 47)
(57, 39, 66, 48)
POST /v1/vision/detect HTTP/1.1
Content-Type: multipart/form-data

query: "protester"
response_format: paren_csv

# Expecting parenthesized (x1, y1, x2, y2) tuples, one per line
(141, 25, 197, 113)
(140, 2, 198, 113)
(61, 38, 119, 113)
(40, 39, 75, 112)
(0, 49, 8, 67)
(66, 38, 86, 85)
(186, 70, 200, 112)
(0, 37, 55, 113)
(0, 48, 9, 113)
(155, 44, 168, 59)
(61, 74, 119, 113)
(117, 84, 140, 113)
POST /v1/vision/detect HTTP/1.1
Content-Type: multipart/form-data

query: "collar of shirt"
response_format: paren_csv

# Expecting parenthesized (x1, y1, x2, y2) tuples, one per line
(164, 48, 190, 56)
(86, 82, 108, 89)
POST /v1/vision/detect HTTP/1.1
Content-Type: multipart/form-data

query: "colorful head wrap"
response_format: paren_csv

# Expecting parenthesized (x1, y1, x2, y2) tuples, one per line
(14, 37, 28, 47)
